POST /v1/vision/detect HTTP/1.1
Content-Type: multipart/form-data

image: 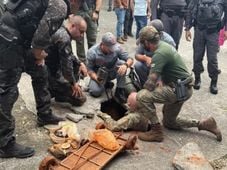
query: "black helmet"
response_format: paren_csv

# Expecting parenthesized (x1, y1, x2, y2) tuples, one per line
(148, 19, 164, 32)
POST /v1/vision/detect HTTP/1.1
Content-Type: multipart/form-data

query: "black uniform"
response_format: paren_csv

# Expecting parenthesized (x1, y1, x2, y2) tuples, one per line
(185, 0, 227, 92)
(0, 1, 4, 16)
(152, 0, 189, 50)
(0, 0, 68, 148)
(46, 26, 86, 106)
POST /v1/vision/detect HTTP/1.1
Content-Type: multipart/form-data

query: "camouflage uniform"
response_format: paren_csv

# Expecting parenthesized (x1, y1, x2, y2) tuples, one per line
(46, 26, 86, 106)
(0, 0, 67, 148)
(74, 0, 99, 63)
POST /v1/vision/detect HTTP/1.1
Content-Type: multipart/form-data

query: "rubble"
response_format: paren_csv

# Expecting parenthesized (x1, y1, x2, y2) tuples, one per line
(172, 142, 213, 170)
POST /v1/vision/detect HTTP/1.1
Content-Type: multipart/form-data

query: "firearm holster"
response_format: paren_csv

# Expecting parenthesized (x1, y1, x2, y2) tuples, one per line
(175, 76, 193, 102)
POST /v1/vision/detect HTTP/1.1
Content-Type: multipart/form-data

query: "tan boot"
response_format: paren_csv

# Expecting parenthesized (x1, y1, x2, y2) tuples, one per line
(117, 38, 124, 44)
(133, 117, 150, 132)
(198, 117, 222, 142)
(138, 123, 164, 142)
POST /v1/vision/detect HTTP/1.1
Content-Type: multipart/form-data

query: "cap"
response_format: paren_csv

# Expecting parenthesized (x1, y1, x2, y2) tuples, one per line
(139, 26, 160, 44)
(102, 32, 118, 51)
(148, 19, 164, 32)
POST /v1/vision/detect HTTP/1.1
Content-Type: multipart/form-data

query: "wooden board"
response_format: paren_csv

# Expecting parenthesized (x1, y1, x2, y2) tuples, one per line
(54, 133, 128, 170)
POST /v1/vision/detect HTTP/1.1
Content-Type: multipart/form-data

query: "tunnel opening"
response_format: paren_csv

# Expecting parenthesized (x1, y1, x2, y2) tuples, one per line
(100, 98, 127, 121)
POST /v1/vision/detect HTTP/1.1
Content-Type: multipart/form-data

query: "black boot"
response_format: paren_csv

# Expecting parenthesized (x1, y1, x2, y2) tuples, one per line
(0, 138, 35, 158)
(37, 112, 65, 127)
(194, 76, 201, 90)
(210, 79, 218, 94)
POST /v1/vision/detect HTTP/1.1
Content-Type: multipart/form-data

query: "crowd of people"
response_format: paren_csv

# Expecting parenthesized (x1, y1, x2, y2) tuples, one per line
(0, 0, 226, 160)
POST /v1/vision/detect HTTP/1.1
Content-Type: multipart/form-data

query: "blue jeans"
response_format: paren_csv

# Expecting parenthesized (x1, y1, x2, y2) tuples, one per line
(134, 16, 147, 39)
(115, 8, 126, 38)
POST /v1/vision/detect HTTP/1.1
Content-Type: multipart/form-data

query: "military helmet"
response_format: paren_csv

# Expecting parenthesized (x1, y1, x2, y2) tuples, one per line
(148, 19, 164, 32)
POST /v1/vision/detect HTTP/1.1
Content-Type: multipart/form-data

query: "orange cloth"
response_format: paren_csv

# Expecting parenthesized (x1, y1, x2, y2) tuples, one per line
(90, 129, 120, 151)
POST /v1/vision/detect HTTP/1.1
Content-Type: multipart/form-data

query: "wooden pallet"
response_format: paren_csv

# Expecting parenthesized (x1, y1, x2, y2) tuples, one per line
(55, 133, 128, 170)
(40, 132, 137, 170)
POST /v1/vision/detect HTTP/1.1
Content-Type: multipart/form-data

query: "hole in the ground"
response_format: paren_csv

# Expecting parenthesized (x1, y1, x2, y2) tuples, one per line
(100, 98, 127, 121)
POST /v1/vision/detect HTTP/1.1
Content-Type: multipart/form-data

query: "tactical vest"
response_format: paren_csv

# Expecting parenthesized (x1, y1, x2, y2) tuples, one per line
(196, 0, 224, 27)
(0, 0, 48, 47)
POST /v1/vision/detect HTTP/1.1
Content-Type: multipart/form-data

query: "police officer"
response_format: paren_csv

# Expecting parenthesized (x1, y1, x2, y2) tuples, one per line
(46, 15, 88, 107)
(99, 26, 222, 143)
(152, 0, 189, 50)
(185, 0, 227, 94)
(134, 19, 176, 86)
(72, 0, 103, 63)
(0, 0, 69, 158)
(87, 32, 133, 101)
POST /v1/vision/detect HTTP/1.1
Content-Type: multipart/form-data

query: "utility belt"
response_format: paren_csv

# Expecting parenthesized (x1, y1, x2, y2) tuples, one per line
(173, 76, 193, 102)
(160, 8, 187, 18)
(196, 22, 221, 34)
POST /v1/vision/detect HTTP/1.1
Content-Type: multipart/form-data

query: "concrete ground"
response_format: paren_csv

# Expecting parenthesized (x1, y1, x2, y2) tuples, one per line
(1, 1, 227, 170)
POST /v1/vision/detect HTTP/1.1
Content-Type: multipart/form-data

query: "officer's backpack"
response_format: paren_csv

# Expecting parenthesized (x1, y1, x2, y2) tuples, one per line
(196, 0, 224, 27)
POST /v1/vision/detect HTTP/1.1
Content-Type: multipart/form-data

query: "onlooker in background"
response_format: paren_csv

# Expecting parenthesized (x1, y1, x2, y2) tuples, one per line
(71, 0, 103, 63)
(219, 27, 226, 48)
(108, 0, 113, 11)
(87, 32, 133, 101)
(114, 0, 128, 44)
(123, 0, 134, 38)
(131, 0, 151, 39)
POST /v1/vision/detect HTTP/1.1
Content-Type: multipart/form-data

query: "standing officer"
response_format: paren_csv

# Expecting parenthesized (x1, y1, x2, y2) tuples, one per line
(152, 0, 189, 50)
(72, 0, 103, 63)
(0, 0, 69, 158)
(46, 15, 88, 107)
(98, 26, 222, 143)
(185, 0, 227, 94)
